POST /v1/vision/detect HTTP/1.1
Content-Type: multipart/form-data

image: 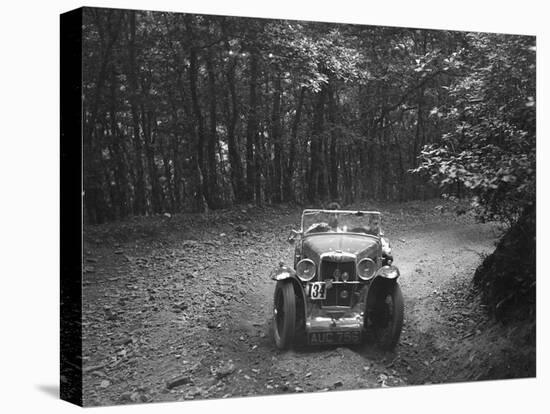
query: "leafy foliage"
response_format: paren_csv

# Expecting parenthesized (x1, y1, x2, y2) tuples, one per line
(412, 35, 535, 225)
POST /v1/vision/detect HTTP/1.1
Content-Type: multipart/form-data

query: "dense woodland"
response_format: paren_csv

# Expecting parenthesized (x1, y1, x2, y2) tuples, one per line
(82, 8, 535, 225)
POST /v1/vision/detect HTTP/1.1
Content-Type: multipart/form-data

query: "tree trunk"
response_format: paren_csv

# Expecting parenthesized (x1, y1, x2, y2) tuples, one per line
(158, 135, 174, 212)
(205, 49, 220, 208)
(125, 11, 146, 215)
(224, 55, 246, 203)
(283, 87, 305, 202)
(245, 50, 259, 202)
(167, 90, 182, 211)
(328, 85, 339, 201)
(342, 146, 353, 205)
(412, 85, 424, 198)
(108, 66, 129, 218)
(271, 73, 282, 203)
(308, 85, 327, 203)
(188, 44, 208, 212)
(141, 100, 163, 214)
(254, 119, 262, 205)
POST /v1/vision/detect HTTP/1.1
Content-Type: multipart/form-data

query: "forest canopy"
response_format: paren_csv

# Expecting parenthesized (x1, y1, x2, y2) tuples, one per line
(82, 8, 535, 224)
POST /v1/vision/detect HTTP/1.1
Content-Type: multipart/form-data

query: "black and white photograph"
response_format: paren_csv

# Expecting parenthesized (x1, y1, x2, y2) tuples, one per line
(0, 0, 540, 414)
(60, 5, 539, 407)
(51, 1, 545, 411)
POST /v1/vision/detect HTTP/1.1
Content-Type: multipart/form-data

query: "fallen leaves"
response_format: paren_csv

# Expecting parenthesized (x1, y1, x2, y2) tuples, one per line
(166, 375, 193, 389)
(83, 364, 105, 374)
(213, 361, 236, 379)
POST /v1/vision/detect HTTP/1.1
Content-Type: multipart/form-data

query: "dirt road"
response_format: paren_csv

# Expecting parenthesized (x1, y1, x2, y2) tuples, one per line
(81, 201, 503, 406)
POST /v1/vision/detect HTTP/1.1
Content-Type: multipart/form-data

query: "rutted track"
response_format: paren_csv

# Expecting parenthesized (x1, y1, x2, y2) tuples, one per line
(81, 201, 501, 406)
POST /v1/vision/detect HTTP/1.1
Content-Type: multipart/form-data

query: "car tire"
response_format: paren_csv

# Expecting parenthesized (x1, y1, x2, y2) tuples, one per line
(372, 282, 404, 350)
(273, 281, 296, 350)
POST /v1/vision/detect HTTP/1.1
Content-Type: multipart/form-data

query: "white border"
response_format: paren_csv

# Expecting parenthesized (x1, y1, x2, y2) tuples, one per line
(0, 0, 547, 413)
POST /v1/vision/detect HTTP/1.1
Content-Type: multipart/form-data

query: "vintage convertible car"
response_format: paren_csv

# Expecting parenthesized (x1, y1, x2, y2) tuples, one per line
(270, 208, 403, 350)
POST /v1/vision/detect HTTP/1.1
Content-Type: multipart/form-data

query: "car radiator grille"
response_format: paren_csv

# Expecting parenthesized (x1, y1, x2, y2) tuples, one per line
(320, 260, 356, 307)
(320, 260, 356, 282)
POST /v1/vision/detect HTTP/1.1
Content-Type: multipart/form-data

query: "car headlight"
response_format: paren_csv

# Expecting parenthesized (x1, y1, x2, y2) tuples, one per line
(296, 259, 316, 281)
(357, 258, 376, 280)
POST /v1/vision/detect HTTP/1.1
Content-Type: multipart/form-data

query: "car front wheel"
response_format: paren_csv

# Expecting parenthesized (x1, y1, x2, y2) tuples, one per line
(371, 282, 404, 350)
(273, 281, 296, 350)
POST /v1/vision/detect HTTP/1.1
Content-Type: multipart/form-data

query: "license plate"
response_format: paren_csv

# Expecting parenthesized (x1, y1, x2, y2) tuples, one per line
(309, 282, 326, 300)
(308, 331, 361, 345)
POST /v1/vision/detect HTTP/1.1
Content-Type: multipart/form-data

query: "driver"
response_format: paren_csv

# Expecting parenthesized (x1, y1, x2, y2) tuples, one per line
(381, 235, 393, 265)
(327, 202, 341, 231)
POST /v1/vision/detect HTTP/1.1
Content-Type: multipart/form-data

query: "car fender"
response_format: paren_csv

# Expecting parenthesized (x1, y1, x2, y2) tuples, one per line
(269, 264, 307, 317)
(269, 264, 297, 281)
(375, 265, 400, 280)
(365, 265, 401, 311)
